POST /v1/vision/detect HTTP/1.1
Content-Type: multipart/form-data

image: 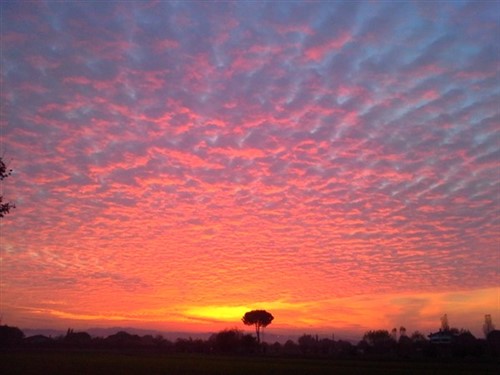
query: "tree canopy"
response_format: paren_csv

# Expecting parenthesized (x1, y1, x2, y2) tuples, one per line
(362, 330, 394, 347)
(242, 310, 274, 344)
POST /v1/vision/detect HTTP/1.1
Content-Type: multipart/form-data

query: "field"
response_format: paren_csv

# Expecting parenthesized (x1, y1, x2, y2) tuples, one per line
(1, 350, 498, 375)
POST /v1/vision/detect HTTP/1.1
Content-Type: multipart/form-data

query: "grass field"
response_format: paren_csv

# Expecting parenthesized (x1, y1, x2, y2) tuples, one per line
(1, 350, 498, 374)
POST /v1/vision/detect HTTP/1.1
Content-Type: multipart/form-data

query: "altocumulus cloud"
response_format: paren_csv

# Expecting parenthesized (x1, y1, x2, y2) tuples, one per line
(1, 1, 499, 333)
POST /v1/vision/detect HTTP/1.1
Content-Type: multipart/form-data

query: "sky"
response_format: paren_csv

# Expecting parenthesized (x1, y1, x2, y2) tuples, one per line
(0, 0, 499, 340)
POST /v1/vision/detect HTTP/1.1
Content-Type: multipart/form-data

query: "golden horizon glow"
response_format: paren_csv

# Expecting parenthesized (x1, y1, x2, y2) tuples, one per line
(4, 287, 498, 338)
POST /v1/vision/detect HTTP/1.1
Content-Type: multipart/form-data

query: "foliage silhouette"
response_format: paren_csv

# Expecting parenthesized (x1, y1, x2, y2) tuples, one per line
(440, 314, 450, 331)
(362, 330, 395, 347)
(242, 310, 274, 344)
(209, 328, 257, 354)
(0, 325, 24, 346)
(298, 334, 318, 354)
(483, 314, 495, 338)
(1, 318, 499, 362)
(64, 328, 92, 346)
(0, 157, 14, 218)
(486, 330, 500, 356)
(361, 330, 397, 357)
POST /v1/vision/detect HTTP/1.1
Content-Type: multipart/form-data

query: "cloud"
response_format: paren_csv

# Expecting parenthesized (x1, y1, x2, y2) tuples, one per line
(1, 0, 498, 336)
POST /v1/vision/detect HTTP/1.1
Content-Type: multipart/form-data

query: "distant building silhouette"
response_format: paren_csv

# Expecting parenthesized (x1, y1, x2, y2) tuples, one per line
(428, 330, 454, 345)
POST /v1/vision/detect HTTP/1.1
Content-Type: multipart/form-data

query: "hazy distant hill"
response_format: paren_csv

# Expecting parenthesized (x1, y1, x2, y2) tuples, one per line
(22, 327, 211, 340)
(22, 328, 66, 338)
(86, 327, 213, 341)
(21, 327, 302, 343)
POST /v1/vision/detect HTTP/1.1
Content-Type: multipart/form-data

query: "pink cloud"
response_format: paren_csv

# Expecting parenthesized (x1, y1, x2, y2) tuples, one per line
(303, 31, 351, 62)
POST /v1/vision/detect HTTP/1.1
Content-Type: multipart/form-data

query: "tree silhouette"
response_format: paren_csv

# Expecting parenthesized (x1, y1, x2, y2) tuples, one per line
(242, 309, 274, 344)
(399, 326, 407, 337)
(410, 331, 426, 342)
(0, 157, 14, 218)
(362, 330, 394, 347)
(441, 313, 450, 331)
(0, 325, 24, 346)
(362, 330, 396, 357)
(483, 314, 495, 338)
(209, 328, 257, 353)
(391, 327, 397, 341)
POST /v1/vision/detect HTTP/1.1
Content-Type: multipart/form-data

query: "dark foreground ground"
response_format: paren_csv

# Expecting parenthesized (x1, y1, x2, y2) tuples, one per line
(1, 349, 498, 375)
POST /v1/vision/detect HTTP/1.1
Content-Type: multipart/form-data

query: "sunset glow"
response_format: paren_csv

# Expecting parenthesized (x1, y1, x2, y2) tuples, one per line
(1, 1, 499, 340)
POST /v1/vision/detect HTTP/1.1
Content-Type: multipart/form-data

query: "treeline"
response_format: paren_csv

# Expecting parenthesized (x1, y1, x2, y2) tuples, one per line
(1, 325, 500, 360)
